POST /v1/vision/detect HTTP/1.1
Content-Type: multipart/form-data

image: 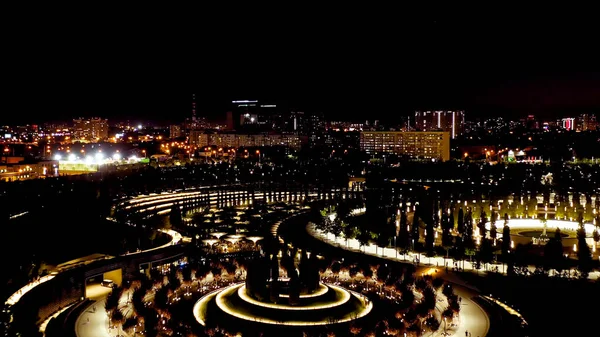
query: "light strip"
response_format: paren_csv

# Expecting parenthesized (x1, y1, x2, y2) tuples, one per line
(236, 284, 348, 310)
(485, 219, 596, 234)
(193, 288, 222, 326)
(204, 283, 372, 326)
(278, 283, 329, 298)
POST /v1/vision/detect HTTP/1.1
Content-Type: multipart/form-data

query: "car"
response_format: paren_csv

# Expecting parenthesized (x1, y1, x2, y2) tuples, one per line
(101, 279, 115, 288)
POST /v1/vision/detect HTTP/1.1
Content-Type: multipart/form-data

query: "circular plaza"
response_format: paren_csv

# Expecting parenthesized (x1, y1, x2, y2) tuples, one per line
(194, 250, 373, 331)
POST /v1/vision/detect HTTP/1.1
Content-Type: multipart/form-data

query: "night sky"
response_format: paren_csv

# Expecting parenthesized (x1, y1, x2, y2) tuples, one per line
(2, 12, 599, 125)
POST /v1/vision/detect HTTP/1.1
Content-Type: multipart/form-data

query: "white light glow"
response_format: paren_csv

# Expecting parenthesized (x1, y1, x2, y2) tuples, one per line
(201, 283, 373, 326)
(485, 219, 596, 235)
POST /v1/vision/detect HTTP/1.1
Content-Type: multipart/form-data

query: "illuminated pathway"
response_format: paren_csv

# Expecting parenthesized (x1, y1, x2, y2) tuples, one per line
(309, 225, 600, 281)
(194, 282, 373, 328)
(75, 299, 112, 337)
(297, 226, 489, 337)
(5, 274, 56, 306)
(6, 227, 185, 309)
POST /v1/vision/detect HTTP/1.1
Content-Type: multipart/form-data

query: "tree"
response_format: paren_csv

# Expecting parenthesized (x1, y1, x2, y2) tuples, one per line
(425, 213, 435, 255)
(464, 210, 474, 247)
(425, 316, 440, 333)
(131, 287, 147, 315)
(357, 229, 371, 252)
(111, 309, 124, 330)
(376, 264, 390, 285)
(478, 238, 494, 269)
(477, 210, 487, 238)
(412, 204, 421, 246)
(501, 217, 511, 257)
(105, 287, 122, 314)
(169, 202, 182, 228)
(168, 268, 181, 290)
(154, 286, 170, 309)
(576, 222, 593, 279)
(336, 201, 351, 223)
(142, 308, 159, 337)
(442, 308, 454, 332)
(122, 317, 139, 335)
(456, 208, 465, 235)
(544, 228, 564, 274)
(181, 265, 192, 283)
(342, 222, 358, 247)
(441, 212, 453, 257)
(490, 212, 498, 244)
(398, 210, 410, 250)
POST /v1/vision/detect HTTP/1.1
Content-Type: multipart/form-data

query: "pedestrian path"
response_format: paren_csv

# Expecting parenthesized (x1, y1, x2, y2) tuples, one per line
(305, 226, 490, 337)
(309, 226, 600, 281)
(75, 299, 112, 337)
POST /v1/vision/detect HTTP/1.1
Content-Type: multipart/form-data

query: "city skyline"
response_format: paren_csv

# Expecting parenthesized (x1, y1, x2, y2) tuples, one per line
(3, 77, 600, 127)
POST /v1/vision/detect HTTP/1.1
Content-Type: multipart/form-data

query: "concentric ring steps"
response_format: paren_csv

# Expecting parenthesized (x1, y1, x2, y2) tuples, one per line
(194, 282, 373, 327)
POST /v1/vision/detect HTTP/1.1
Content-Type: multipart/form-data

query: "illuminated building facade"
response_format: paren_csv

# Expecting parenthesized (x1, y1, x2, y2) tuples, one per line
(577, 114, 597, 131)
(562, 118, 575, 131)
(72, 117, 109, 141)
(170, 125, 182, 139)
(360, 131, 450, 161)
(414, 110, 464, 139)
(189, 132, 305, 150)
(0, 160, 58, 182)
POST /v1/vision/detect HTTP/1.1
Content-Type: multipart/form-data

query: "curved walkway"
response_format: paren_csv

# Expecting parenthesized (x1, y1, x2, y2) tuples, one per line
(310, 226, 600, 281)
(277, 218, 490, 337)
(5, 228, 183, 308)
(74, 299, 111, 337)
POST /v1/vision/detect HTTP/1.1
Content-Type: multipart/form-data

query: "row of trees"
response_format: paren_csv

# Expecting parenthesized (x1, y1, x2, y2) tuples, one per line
(317, 198, 598, 280)
(325, 258, 460, 337)
(104, 258, 242, 337)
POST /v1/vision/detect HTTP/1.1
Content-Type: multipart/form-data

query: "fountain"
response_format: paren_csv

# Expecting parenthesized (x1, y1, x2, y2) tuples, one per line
(194, 246, 372, 330)
(534, 219, 550, 245)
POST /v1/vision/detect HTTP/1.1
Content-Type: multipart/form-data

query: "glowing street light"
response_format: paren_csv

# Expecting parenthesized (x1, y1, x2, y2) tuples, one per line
(95, 152, 104, 161)
(113, 153, 121, 161)
(68, 154, 76, 161)
(53, 154, 62, 161)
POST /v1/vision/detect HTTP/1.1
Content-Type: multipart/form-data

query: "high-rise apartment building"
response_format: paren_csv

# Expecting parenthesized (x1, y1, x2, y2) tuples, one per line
(414, 111, 464, 139)
(72, 117, 108, 141)
(360, 131, 450, 161)
(170, 125, 182, 139)
(577, 114, 597, 131)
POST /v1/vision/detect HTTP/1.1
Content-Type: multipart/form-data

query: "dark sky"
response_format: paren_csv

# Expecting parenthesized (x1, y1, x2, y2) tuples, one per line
(2, 11, 599, 125)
